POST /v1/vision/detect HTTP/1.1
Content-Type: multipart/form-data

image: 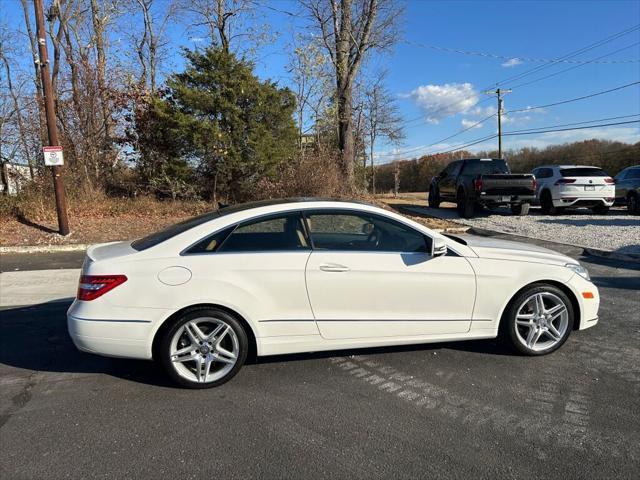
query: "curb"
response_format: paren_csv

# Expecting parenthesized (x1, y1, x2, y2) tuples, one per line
(0, 243, 89, 254)
(582, 247, 640, 264)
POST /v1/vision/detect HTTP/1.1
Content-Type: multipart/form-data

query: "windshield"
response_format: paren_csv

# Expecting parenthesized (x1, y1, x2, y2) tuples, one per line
(462, 159, 510, 175)
(561, 168, 607, 177)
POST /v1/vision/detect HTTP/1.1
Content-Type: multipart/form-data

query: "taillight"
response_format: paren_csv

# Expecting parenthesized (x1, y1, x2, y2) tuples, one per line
(555, 178, 576, 185)
(604, 177, 615, 184)
(532, 178, 537, 190)
(473, 178, 483, 191)
(77, 275, 127, 301)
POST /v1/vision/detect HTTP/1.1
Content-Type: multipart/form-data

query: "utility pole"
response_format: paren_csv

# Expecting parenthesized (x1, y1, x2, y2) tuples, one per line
(484, 88, 511, 159)
(34, 0, 70, 235)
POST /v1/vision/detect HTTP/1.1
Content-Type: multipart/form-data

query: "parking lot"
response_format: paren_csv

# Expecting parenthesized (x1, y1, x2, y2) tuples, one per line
(388, 197, 639, 257)
(1, 232, 639, 479)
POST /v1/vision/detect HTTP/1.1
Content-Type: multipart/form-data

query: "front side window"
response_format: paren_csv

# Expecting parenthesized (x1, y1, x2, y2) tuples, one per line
(217, 213, 309, 252)
(627, 168, 640, 179)
(305, 211, 430, 253)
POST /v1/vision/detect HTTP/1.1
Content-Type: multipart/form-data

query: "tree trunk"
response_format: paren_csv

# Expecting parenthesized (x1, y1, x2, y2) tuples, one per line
(337, 78, 354, 189)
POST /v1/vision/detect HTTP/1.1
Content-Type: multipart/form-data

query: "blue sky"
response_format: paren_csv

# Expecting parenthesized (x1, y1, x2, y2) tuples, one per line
(3, 0, 640, 163)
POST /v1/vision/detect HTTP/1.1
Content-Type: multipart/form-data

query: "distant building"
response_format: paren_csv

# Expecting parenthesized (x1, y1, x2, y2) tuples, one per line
(0, 162, 32, 196)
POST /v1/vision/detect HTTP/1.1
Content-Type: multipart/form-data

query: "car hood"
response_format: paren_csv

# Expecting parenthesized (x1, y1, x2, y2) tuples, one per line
(451, 234, 576, 266)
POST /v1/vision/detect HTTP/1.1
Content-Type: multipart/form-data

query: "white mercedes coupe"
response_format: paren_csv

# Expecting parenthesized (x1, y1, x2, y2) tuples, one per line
(67, 199, 599, 388)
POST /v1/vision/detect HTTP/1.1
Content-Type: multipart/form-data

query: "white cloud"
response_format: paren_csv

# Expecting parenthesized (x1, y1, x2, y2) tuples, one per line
(403, 83, 479, 123)
(461, 118, 483, 129)
(502, 58, 523, 68)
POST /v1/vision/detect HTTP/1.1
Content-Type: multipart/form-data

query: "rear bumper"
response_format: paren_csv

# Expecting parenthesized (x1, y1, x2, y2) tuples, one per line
(553, 197, 614, 208)
(479, 194, 535, 204)
(67, 300, 162, 359)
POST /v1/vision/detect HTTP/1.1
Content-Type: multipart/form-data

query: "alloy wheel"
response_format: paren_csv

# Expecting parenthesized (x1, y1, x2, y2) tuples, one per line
(169, 317, 240, 383)
(514, 292, 569, 352)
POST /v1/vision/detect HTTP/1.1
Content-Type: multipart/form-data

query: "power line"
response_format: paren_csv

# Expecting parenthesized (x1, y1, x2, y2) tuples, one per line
(376, 112, 498, 159)
(492, 24, 640, 88)
(510, 42, 640, 90)
(506, 80, 640, 113)
(379, 82, 639, 159)
(503, 119, 640, 136)
(384, 116, 640, 162)
(503, 114, 640, 134)
(396, 25, 640, 130)
(406, 40, 640, 64)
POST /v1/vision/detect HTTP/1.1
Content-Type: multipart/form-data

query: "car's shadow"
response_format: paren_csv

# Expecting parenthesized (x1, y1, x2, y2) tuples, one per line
(0, 301, 515, 387)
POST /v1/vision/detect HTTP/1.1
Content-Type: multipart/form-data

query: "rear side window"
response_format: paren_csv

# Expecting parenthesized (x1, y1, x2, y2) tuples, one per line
(218, 213, 309, 252)
(561, 168, 607, 177)
(533, 168, 553, 178)
(461, 159, 510, 175)
(132, 211, 221, 251)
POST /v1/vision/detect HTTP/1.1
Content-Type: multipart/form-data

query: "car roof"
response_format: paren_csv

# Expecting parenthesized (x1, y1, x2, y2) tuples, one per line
(535, 165, 604, 170)
(217, 197, 374, 215)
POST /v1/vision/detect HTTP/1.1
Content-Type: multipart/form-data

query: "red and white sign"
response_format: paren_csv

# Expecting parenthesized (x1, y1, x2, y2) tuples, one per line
(43, 146, 64, 166)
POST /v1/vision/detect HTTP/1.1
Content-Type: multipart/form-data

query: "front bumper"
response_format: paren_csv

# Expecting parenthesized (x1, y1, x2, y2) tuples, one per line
(568, 274, 600, 330)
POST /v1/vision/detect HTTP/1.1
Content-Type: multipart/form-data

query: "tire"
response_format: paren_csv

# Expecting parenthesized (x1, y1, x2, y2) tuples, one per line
(511, 203, 530, 216)
(627, 192, 639, 215)
(501, 284, 574, 356)
(540, 190, 558, 215)
(428, 186, 441, 208)
(591, 205, 609, 215)
(456, 189, 475, 218)
(158, 307, 248, 389)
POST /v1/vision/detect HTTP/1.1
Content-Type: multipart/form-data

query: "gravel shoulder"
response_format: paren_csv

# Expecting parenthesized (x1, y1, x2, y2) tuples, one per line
(396, 199, 640, 256)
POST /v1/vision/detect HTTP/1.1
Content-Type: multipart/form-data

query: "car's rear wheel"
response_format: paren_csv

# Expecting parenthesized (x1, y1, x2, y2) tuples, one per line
(456, 189, 475, 218)
(591, 205, 609, 215)
(627, 192, 639, 215)
(502, 284, 574, 356)
(159, 308, 248, 388)
(428, 186, 441, 208)
(539, 190, 558, 215)
(510, 203, 530, 216)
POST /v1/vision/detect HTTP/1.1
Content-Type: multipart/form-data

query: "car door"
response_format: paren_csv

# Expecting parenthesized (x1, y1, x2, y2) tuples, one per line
(180, 212, 318, 337)
(303, 209, 476, 340)
(439, 161, 462, 199)
(614, 169, 628, 201)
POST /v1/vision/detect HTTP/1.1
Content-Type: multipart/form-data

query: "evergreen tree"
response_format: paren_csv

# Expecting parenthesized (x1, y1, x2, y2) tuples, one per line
(135, 47, 297, 201)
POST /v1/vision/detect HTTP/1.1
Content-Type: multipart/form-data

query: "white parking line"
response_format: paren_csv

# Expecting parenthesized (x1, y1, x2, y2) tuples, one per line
(329, 355, 631, 459)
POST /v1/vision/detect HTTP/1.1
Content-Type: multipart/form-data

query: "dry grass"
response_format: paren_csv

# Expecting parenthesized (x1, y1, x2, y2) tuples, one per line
(0, 189, 461, 247)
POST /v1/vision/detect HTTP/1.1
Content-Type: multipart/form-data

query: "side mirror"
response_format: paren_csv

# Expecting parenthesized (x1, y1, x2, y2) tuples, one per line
(432, 237, 447, 257)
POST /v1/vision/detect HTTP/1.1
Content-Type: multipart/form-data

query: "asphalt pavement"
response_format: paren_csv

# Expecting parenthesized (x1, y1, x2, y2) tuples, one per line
(0, 234, 639, 479)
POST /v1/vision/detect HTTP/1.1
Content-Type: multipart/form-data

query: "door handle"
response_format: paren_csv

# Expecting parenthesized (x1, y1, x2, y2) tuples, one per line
(319, 263, 350, 273)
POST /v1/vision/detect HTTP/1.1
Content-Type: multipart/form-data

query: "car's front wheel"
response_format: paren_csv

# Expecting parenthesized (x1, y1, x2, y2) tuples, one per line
(502, 284, 574, 356)
(159, 307, 248, 388)
(627, 192, 639, 215)
(510, 202, 530, 216)
(428, 186, 441, 208)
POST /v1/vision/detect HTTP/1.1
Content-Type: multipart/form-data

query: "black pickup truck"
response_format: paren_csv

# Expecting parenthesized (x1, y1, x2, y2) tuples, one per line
(428, 158, 536, 218)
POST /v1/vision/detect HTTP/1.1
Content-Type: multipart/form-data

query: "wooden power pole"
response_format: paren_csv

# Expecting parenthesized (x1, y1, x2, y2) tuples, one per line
(484, 88, 511, 159)
(34, 0, 70, 235)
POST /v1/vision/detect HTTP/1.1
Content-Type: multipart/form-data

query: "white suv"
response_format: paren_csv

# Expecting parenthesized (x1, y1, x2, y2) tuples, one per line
(532, 165, 615, 214)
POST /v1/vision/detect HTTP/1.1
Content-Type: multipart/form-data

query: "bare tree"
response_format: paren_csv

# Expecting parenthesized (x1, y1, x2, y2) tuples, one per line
(363, 70, 404, 194)
(287, 35, 331, 154)
(0, 27, 35, 178)
(180, 0, 258, 52)
(301, 0, 403, 190)
(134, 0, 176, 93)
